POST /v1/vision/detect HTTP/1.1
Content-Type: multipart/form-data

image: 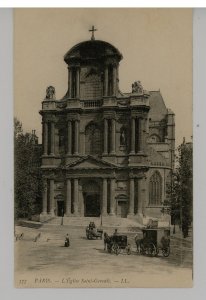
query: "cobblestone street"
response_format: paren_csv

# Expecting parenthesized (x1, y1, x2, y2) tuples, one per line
(15, 225, 193, 288)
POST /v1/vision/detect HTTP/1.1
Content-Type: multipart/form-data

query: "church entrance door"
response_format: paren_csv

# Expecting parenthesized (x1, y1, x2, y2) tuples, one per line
(84, 194, 100, 217)
(57, 200, 65, 217)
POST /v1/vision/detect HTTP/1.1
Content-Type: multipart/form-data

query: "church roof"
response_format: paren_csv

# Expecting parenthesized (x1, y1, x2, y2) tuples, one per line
(64, 40, 123, 64)
(148, 91, 168, 121)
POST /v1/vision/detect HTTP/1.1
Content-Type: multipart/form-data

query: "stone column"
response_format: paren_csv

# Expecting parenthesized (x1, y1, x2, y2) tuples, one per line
(43, 122, 48, 155)
(50, 122, 55, 155)
(138, 118, 144, 152)
(128, 178, 134, 216)
(42, 178, 47, 214)
(103, 118, 108, 155)
(74, 120, 79, 155)
(65, 179, 71, 216)
(76, 68, 80, 98)
(110, 118, 116, 154)
(69, 68, 72, 98)
(138, 176, 146, 216)
(67, 120, 72, 155)
(104, 66, 108, 96)
(113, 66, 117, 96)
(130, 117, 135, 154)
(49, 179, 55, 215)
(73, 178, 79, 216)
(109, 178, 115, 216)
(102, 178, 108, 216)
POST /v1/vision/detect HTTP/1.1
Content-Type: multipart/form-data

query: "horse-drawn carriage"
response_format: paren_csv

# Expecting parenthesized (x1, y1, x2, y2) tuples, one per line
(135, 227, 170, 257)
(86, 222, 103, 240)
(104, 233, 131, 255)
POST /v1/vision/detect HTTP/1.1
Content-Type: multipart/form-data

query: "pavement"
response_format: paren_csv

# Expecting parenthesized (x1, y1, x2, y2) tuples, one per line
(14, 224, 193, 288)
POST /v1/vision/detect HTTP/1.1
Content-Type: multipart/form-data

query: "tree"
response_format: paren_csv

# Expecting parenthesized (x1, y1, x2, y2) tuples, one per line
(14, 118, 42, 220)
(163, 138, 193, 236)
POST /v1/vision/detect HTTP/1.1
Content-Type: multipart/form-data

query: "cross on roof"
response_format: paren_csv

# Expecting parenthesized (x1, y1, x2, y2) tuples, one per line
(89, 25, 97, 41)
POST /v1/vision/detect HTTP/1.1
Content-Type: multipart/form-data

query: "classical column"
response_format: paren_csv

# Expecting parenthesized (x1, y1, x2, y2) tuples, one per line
(67, 120, 72, 155)
(65, 179, 71, 216)
(73, 178, 79, 216)
(138, 118, 144, 152)
(116, 65, 119, 92)
(104, 66, 108, 96)
(138, 176, 146, 216)
(42, 178, 47, 214)
(43, 122, 48, 156)
(110, 118, 116, 154)
(128, 178, 135, 216)
(113, 66, 117, 96)
(76, 68, 80, 98)
(50, 122, 55, 155)
(130, 117, 136, 154)
(49, 179, 55, 215)
(69, 68, 72, 98)
(102, 178, 108, 216)
(74, 120, 79, 155)
(109, 178, 115, 216)
(103, 118, 108, 155)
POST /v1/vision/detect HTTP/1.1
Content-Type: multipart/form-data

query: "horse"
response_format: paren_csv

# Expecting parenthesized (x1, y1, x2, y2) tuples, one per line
(104, 232, 112, 252)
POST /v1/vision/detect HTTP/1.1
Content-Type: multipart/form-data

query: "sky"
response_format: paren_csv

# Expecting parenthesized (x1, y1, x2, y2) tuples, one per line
(14, 8, 192, 146)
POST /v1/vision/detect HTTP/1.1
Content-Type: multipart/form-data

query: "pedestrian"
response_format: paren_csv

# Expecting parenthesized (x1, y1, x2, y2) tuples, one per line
(64, 233, 70, 247)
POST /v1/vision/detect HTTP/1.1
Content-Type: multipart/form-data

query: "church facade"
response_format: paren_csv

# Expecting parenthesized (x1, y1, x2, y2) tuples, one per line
(39, 33, 175, 224)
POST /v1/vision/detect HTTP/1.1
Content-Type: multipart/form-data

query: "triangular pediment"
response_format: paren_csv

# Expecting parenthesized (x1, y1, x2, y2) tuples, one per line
(65, 155, 116, 169)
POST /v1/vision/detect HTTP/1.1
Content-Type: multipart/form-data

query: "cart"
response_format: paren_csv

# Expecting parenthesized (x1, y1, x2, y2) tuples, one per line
(86, 222, 103, 240)
(108, 235, 131, 255)
(136, 228, 170, 257)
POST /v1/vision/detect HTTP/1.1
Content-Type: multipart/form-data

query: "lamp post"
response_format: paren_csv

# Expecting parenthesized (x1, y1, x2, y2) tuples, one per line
(61, 207, 64, 226)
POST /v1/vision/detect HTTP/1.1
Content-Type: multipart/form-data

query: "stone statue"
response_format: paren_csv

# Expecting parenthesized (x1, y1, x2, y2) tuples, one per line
(46, 86, 56, 100)
(132, 81, 143, 94)
(120, 128, 127, 146)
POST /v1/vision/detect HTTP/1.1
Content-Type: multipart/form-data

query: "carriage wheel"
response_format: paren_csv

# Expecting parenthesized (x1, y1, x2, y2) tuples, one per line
(162, 246, 170, 257)
(112, 243, 120, 255)
(147, 243, 157, 257)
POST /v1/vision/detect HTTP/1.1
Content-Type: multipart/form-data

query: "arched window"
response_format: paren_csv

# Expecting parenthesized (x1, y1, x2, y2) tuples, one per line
(148, 134, 161, 143)
(149, 171, 162, 205)
(85, 123, 102, 155)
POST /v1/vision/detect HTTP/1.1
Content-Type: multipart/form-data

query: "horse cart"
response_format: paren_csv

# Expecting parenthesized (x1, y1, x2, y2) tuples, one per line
(86, 222, 103, 240)
(136, 228, 170, 257)
(106, 235, 131, 255)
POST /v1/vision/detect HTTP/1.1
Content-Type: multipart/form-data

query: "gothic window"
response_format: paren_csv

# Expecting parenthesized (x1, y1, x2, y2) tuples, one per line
(149, 171, 162, 205)
(85, 123, 102, 155)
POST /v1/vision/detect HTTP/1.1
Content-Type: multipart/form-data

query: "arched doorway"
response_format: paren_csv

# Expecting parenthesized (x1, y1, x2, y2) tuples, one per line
(82, 180, 100, 217)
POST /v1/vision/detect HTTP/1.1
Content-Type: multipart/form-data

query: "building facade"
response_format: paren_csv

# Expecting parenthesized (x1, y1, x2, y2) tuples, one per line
(39, 35, 175, 224)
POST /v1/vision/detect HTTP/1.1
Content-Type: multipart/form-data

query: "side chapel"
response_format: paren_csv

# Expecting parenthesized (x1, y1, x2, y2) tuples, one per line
(39, 27, 175, 224)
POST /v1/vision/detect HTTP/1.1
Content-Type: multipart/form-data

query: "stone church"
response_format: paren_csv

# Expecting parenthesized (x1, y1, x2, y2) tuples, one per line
(40, 29, 175, 224)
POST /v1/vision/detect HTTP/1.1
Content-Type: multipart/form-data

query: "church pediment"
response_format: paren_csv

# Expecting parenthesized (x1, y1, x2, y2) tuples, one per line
(65, 155, 117, 170)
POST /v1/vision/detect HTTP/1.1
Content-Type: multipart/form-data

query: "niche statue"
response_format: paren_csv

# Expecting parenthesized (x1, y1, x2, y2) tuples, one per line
(120, 128, 127, 146)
